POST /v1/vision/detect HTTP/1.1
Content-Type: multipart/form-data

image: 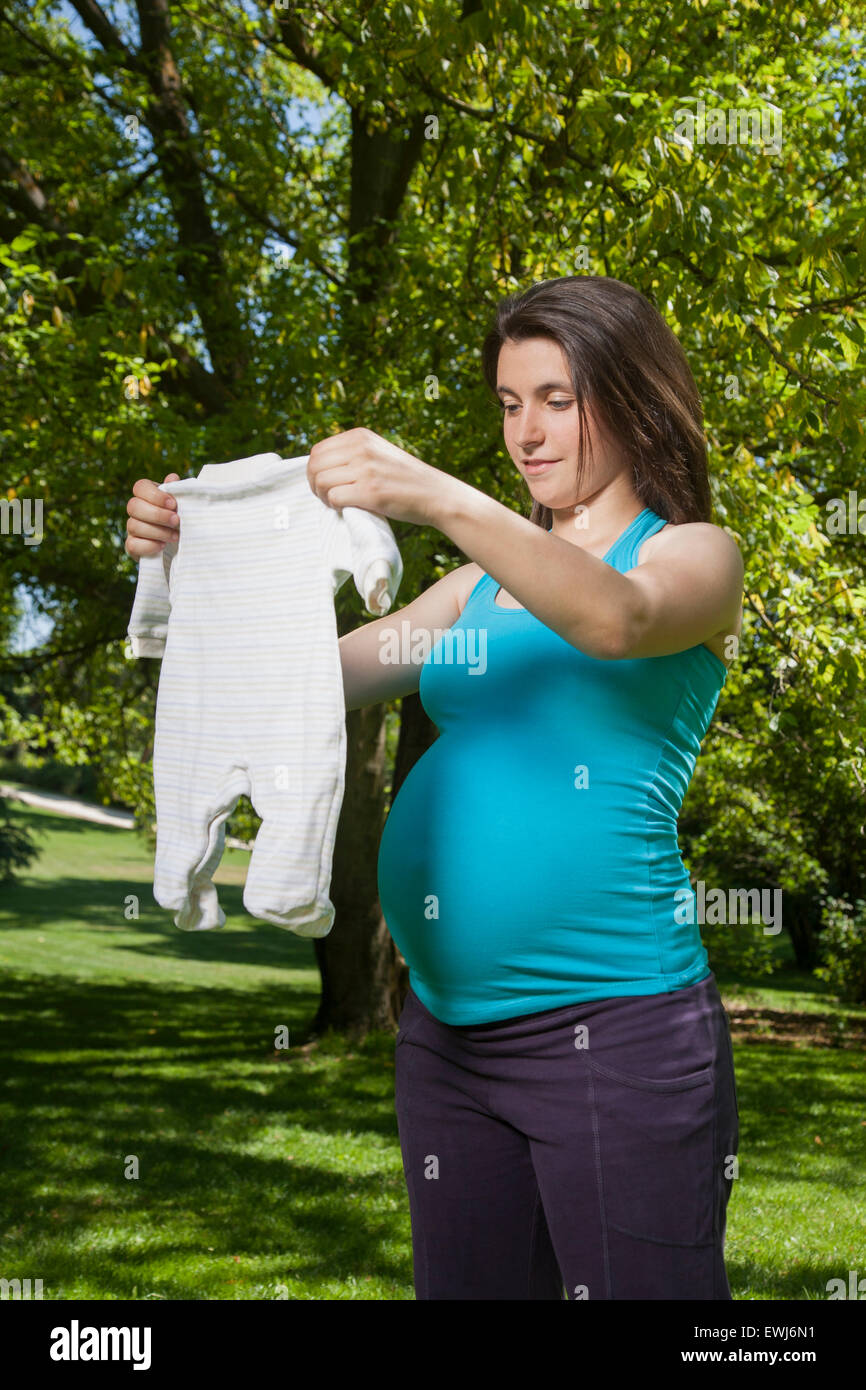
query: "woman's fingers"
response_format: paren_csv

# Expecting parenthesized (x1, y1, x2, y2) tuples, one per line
(127, 478, 179, 528)
(131, 474, 179, 512)
(125, 475, 181, 557)
(127, 514, 176, 541)
(125, 533, 165, 558)
(127, 497, 179, 531)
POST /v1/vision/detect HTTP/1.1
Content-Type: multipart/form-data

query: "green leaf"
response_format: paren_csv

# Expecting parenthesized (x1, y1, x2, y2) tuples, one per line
(835, 331, 861, 369)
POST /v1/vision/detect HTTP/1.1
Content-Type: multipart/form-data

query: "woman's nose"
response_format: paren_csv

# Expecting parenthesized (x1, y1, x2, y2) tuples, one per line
(515, 409, 545, 446)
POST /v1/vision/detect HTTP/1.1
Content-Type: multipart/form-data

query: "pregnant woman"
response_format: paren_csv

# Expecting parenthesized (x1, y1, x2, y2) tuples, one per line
(126, 274, 743, 1302)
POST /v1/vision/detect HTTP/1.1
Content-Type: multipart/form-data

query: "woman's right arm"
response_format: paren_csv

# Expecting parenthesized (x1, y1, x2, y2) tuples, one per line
(340, 564, 479, 711)
(125, 474, 476, 711)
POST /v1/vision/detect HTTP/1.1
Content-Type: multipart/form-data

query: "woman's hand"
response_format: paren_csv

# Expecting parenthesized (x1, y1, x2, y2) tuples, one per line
(307, 427, 462, 528)
(125, 473, 181, 558)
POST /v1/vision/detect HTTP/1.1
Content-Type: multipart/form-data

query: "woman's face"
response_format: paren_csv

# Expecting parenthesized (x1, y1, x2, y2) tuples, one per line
(496, 336, 626, 511)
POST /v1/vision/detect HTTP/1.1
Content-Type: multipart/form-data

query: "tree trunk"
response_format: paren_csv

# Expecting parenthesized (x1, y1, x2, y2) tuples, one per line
(308, 683, 439, 1040)
(309, 698, 399, 1040)
(784, 890, 822, 971)
(305, 102, 431, 1040)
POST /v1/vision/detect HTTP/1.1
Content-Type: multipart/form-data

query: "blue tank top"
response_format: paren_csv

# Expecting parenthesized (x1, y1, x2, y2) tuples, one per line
(376, 507, 728, 1025)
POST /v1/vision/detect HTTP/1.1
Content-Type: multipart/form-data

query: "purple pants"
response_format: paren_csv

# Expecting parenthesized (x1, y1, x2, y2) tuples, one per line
(394, 971, 739, 1300)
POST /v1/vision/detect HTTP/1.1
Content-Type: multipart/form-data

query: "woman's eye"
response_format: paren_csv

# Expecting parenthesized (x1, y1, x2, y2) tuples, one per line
(500, 399, 572, 414)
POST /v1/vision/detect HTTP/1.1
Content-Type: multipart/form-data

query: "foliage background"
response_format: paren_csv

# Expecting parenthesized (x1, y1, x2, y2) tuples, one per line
(1, 0, 865, 996)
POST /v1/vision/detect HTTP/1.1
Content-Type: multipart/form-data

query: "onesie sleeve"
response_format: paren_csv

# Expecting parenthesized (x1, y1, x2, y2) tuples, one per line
(325, 505, 403, 616)
(127, 537, 178, 658)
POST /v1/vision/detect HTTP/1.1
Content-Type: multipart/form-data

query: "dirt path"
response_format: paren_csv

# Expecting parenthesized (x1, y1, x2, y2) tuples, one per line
(0, 782, 251, 849)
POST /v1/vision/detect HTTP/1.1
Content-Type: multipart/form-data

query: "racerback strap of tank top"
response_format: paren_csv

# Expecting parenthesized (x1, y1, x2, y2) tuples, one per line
(614, 509, 668, 570)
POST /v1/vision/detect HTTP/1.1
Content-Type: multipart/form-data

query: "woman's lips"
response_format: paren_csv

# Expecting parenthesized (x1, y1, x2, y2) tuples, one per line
(524, 459, 559, 474)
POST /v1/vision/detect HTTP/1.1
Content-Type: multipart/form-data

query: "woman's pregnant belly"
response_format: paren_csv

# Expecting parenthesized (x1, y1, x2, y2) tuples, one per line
(377, 732, 698, 1008)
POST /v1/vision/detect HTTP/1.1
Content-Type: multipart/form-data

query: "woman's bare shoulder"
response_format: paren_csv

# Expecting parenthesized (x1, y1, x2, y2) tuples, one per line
(638, 519, 742, 568)
(638, 521, 744, 654)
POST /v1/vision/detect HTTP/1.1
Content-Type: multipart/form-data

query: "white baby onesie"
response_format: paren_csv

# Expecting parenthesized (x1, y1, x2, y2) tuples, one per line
(126, 451, 403, 938)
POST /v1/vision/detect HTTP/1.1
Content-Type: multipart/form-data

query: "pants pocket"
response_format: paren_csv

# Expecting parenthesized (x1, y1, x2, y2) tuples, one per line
(589, 1057, 716, 1247)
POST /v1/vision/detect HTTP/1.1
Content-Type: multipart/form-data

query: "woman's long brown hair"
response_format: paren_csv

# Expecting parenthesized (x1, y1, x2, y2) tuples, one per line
(480, 275, 712, 528)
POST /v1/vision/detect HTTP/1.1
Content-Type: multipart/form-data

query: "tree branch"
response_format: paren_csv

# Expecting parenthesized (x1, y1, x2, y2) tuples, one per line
(68, 0, 142, 70)
(272, 7, 341, 90)
(746, 321, 838, 406)
(0, 143, 230, 414)
(199, 165, 344, 288)
(66, 0, 249, 389)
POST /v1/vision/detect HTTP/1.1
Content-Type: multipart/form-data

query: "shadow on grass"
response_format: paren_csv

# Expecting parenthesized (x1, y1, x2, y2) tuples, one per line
(0, 969, 409, 1297)
(0, 870, 323, 973)
(725, 1255, 855, 1301)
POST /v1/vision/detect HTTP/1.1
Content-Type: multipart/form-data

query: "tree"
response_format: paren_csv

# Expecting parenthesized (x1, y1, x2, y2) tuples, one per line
(1, 0, 864, 1030)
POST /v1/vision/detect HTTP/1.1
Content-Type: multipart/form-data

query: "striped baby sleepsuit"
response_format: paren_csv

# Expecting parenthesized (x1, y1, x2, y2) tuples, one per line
(127, 451, 403, 938)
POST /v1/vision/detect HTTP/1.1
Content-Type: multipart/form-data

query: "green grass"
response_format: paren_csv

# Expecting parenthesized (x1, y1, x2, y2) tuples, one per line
(0, 802, 408, 1300)
(1, 798, 864, 1300)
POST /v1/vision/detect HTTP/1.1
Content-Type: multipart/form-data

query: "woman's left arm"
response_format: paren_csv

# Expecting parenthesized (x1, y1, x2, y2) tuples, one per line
(307, 428, 743, 662)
